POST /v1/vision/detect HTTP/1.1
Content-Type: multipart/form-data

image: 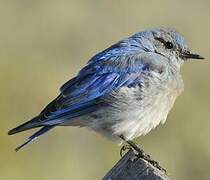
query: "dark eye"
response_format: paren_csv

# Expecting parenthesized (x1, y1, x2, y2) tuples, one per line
(164, 41, 174, 49)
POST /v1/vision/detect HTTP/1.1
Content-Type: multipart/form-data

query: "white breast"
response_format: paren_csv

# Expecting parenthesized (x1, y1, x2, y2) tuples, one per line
(106, 71, 184, 141)
(69, 71, 184, 143)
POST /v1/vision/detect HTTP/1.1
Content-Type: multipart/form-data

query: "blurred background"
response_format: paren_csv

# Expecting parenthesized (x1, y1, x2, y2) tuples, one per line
(0, 0, 210, 179)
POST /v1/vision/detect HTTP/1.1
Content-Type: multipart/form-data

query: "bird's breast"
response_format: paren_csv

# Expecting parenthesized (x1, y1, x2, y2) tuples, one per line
(101, 72, 184, 141)
(77, 72, 184, 142)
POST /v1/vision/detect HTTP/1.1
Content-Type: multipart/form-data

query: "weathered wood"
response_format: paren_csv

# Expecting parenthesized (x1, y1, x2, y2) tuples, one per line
(103, 150, 170, 180)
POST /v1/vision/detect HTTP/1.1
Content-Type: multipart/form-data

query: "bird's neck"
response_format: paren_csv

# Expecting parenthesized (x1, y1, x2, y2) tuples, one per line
(168, 57, 183, 75)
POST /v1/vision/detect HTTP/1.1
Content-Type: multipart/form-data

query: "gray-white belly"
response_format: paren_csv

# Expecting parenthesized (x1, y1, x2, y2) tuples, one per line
(66, 72, 184, 143)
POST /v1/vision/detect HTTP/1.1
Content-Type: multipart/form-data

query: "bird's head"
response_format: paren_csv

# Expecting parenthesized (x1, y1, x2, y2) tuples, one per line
(151, 28, 204, 64)
(133, 28, 204, 67)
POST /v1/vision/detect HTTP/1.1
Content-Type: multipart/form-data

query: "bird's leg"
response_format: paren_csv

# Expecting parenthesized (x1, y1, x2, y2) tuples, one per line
(119, 135, 149, 158)
(119, 135, 166, 173)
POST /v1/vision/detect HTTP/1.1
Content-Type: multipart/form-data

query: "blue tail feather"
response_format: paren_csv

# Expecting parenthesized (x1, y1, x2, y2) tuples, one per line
(15, 126, 54, 152)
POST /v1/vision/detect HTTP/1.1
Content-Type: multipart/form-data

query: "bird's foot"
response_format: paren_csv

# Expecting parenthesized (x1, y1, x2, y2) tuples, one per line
(119, 135, 166, 173)
(120, 145, 131, 157)
(137, 151, 167, 173)
(128, 141, 166, 173)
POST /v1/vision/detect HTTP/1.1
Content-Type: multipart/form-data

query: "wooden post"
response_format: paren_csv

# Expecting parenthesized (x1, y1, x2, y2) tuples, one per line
(103, 149, 170, 180)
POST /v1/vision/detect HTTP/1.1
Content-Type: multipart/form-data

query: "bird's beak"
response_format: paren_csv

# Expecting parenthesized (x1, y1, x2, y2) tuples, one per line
(181, 51, 205, 60)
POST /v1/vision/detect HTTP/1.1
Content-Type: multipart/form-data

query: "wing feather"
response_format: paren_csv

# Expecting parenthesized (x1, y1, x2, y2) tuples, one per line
(9, 42, 150, 132)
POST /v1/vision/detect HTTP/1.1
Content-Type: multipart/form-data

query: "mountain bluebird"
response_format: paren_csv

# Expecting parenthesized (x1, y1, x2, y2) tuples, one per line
(8, 28, 204, 159)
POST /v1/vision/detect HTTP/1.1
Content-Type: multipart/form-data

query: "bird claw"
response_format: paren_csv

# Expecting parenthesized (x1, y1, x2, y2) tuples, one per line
(120, 145, 131, 157)
(119, 135, 166, 173)
(138, 153, 167, 173)
(132, 147, 167, 173)
(119, 138, 166, 173)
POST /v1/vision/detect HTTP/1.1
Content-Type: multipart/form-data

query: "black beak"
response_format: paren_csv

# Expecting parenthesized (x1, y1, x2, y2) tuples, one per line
(181, 51, 205, 60)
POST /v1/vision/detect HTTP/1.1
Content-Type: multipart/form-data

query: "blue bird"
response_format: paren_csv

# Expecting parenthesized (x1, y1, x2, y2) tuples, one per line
(8, 28, 204, 157)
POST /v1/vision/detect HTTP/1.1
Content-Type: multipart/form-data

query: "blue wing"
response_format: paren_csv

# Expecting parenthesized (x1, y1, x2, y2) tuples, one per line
(8, 40, 150, 150)
(42, 43, 149, 124)
(12, 41, 150, 129)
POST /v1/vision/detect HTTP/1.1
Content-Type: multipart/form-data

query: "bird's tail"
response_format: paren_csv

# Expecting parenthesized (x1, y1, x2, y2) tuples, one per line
(8, 116, 55, 151)
(14, 126, 54, 151)
(8, 116, 43, 135)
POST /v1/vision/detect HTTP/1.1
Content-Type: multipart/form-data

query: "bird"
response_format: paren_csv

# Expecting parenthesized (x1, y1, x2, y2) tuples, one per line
(8, 28, 204, 155)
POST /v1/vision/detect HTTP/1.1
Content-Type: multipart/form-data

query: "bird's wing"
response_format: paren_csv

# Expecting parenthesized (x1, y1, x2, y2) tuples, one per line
(8, 42, 151, 151)
(39, 46, 149, 125)
(9, 43, 150, 133)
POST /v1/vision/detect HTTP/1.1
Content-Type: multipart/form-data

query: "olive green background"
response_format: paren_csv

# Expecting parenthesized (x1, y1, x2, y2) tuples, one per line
(1, 0, 210, 180)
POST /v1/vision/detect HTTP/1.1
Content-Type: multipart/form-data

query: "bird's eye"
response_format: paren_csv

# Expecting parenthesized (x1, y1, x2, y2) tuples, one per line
(164, 41, 174, 49)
